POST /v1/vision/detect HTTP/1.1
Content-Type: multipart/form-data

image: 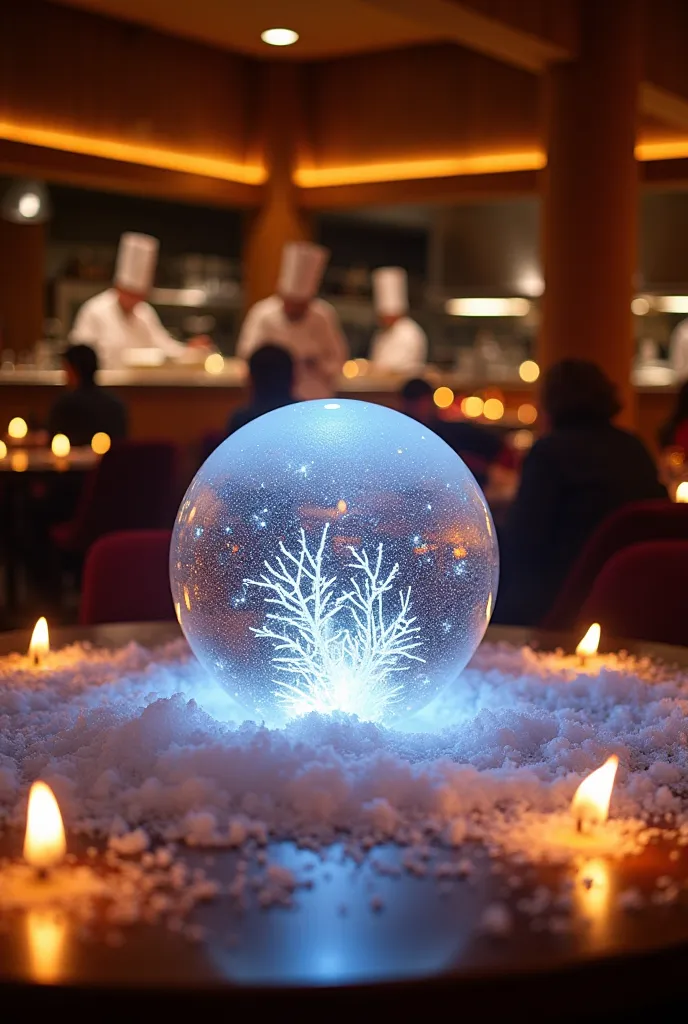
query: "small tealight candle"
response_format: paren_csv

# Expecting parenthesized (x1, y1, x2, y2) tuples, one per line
(91, 431, 111, 455)
(29, 617, 49, 667)
(538, 754, 621, 857)
(51, 434, 70, 459)
(8, 417, 28, 441)
(676, 481, 688, 504)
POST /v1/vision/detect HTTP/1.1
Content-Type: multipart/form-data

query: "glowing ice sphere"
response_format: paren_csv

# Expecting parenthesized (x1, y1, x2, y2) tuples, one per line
(170, 399, 498, 726)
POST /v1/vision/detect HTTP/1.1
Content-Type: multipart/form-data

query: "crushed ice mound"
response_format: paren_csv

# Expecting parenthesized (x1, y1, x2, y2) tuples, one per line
(2, 637, 688, 862)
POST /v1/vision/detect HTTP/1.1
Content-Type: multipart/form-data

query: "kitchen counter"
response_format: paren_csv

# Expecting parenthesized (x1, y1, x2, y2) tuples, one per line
(0, 364, 680, 452)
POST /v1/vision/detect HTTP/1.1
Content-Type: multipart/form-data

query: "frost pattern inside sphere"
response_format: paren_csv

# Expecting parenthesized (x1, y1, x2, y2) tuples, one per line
(170, 400, 499, 725)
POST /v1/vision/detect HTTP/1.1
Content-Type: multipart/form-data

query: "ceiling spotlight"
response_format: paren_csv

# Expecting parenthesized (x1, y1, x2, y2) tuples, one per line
(261, 28, 299, 47)
(1, 179, 51, 224)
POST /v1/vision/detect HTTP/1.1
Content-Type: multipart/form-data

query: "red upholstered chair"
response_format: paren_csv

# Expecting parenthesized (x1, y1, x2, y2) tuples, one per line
(542, 500, 688, 630)
(52, 441, 178, 554)
(79, 529, 175, 625)
(577, 540, 688, 647)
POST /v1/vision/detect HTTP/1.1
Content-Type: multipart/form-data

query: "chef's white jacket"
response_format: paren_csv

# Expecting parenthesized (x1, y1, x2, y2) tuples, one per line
(370, 316, 428, 374)
(236, 294, 348, 400)
(70, 288, 185, 370)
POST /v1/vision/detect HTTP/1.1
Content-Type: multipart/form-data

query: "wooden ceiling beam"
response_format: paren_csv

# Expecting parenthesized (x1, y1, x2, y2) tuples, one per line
(640, 84, 688, 133)
(363, 0, 573, 72)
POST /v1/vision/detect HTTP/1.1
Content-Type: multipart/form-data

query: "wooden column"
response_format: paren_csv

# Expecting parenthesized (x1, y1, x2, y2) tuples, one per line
(243, 63, 312, 311)
(540, 0, 641, 425)
(0, 218, 45, 356)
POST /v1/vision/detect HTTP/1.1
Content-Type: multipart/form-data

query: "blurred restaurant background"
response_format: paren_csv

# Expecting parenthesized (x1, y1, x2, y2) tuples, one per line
(2, 0, 688, 628)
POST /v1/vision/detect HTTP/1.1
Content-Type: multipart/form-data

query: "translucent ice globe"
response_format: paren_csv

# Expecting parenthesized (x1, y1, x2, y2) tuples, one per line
(170, 399, 499, 726)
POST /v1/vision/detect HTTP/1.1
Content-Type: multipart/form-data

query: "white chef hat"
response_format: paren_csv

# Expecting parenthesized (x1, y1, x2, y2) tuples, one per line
(372, 266, 408, 316)
(277, 242, 329, 301)
(114, 232, 159, 293)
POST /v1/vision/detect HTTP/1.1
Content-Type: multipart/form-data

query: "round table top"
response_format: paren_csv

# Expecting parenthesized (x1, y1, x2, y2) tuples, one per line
(0, 622, 688, 1019)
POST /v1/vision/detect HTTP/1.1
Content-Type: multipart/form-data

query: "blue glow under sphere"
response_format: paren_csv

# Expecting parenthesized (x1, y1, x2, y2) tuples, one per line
(170, 399, 499, 726)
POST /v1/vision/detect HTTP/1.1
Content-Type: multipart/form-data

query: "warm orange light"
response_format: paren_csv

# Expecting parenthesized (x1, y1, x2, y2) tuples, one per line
(337, 499, 348, 514)
(576, 622, 601, 659)
(174, 601, 182, 626)
(11, 451, 29, 472)
(461, 396, 484, 418)
(51, 434, 70, 458)
(342, 360, 360, 379)
(26, 910, 67, 984)
(91, 432, 111, 455)
(294, 151, 546, 189)
(447, 297, 531, 317)
(204, 353, 225, 375)
(519, 360, 540, 383)
(453, 546, 467, 558)
(0, 121, 266, 186)
(261, 28, 299, 47)
(636, 139, 688, 162)
(8, 416, 28, 439)
(354, 358, 370, 376)
(517, 403, 538, 425)
(676, 481, 688, 503)
(29, 617, 49, 666)
(483, 398, 505, 421)
(433, 386, 455, 409)
(0, 440, 7, 459)
(23, 782, 67, 871)
(511, 429, 534, 451)
(631, 296, 651, 316)
(571, 755, 619, 831)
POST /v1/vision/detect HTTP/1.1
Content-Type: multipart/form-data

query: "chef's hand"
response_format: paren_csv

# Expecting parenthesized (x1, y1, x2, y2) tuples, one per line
(187, 335, 214, 351)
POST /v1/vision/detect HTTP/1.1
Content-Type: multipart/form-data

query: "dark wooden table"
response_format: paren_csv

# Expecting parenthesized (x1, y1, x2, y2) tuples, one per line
(1, 622, 687, 1021)
(0, 448, 98, 615)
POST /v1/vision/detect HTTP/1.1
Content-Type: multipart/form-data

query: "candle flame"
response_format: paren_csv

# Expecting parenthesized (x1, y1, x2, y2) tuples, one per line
(24, 782, 67, 870)
(576, 622, 600, 658)
(29, 617, 49, 665)
(676, 481, 688, 503)
(571, 755, 619, 830)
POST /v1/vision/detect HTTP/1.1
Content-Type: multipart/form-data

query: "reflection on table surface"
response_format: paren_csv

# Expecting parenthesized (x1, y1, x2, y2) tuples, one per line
(0, 446, 99, 473)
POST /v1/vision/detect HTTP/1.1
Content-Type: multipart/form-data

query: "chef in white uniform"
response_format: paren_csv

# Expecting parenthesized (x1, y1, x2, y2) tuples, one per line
(236, 242, 348, 400)
(670, 319, 688, 380)
(70, 232, 210, 370)
(369, 267, 428, 374)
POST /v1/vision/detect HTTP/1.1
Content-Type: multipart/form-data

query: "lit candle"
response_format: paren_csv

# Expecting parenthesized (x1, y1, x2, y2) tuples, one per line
(51, 434, 70, 459)
(29, 617, 49, 667)
(91, 431, 111, 455)
(571, 754, 619, 835)
(576, 622, 601, 666)
(8, 416, 28, 441)
(676, 481, 688, 503)
(24, 782, 67, 876)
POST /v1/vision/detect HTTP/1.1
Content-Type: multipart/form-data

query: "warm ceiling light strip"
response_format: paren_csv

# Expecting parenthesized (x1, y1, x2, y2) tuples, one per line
(294, 151, 546, 188)
(0, 121, 266, 186)
(635, 139, 688, 162)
